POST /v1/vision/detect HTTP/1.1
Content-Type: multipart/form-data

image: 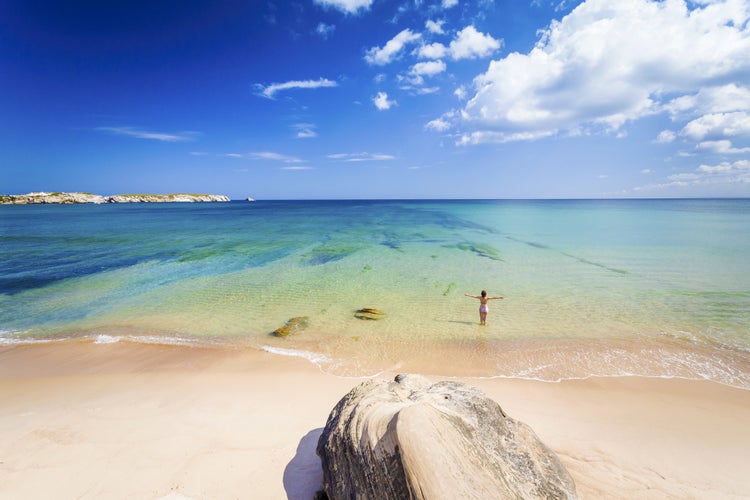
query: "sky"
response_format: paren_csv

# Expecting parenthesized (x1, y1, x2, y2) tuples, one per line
(2, 0, 750, 199)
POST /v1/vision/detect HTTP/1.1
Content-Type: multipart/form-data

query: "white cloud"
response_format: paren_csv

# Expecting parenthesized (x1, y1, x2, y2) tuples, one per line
(442, 0, 458, 9)
(642, 169, 653, 174)
(680, 111, 750, 141)
(247, 152, 304, 163)
(668, 172, 700, 181)
(313, 0, 373, 14)
(456, 0, 750, 144)
(365, 29, 422, 65)
(664, 84, 750, 119)
(411, 60, 447, 77)
(448, 26, 501, 60)
(96, 126, 199, 142)
(256, 78, 338, 99)
(293, 123, 317, 139)
(316, 23, 336, 39)
(454, 86, 468, 100)
(418, 26, 500, 61)
(458, 129, 556, 145)
(634, 159, 750, 193)
(281, 166, 315, 170)
(696, 139, 750, 154)
(373, 92, 397, 110)
(328, 152, 396, 161)
(414, 86, 440, 95)
(655, 130, 677, 143)
(401, 60, 446, 89)
(426, 20, 445, 34)
(698, 160, 750, 174)
(426, 118, 451, 132)
(417, 42, 448, 59)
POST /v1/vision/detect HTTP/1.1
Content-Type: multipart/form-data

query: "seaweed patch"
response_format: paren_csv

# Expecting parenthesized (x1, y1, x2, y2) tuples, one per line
(454, 242, 503, 261)
(302, 243, 363, 265)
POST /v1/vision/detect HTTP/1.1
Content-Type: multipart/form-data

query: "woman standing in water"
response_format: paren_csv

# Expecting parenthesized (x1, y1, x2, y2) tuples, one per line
(464, 290, 503, 325)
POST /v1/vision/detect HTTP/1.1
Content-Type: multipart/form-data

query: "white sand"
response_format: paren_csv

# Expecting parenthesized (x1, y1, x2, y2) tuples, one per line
(1, 341, 749, 499)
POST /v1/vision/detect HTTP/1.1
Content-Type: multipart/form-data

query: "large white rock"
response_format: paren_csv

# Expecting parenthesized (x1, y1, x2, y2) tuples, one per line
(317, 374, 577, 499)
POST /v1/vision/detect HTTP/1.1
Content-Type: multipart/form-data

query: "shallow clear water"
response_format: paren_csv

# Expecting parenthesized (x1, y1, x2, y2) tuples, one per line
(2, 199, 749, 386)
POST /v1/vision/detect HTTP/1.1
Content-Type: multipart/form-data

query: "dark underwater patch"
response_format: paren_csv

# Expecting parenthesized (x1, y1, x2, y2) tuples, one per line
(453, 242, 503, 261)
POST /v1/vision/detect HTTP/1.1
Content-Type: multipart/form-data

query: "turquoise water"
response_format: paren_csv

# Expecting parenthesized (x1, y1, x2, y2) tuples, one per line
(1, 200, 749, 386)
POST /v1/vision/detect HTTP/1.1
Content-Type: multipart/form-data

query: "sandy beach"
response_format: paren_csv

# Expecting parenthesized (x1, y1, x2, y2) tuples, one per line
(1, 341, 749, 500)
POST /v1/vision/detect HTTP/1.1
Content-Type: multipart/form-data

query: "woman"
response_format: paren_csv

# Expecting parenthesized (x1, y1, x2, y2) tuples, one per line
(464, 290, 503, 325)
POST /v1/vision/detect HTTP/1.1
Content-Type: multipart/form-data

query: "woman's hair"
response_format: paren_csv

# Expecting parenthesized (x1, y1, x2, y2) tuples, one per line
(481, 290, 487, 297)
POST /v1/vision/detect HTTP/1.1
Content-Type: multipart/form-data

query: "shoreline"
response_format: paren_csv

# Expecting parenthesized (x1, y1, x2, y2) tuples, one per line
(2, 341, 749, 499)
(4, 330, 750, 391)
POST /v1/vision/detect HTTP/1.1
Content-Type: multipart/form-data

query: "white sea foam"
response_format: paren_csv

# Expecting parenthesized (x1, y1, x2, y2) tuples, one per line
(123, 334, 200, 347)
(261, 345, 332, 367)
(94, 334, 121, 344)
(0, 330, 69, 345)
(93, 333, 202, 347)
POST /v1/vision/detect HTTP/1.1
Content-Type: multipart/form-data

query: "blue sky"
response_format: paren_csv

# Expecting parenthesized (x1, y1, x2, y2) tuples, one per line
(2, 0, 750, 199)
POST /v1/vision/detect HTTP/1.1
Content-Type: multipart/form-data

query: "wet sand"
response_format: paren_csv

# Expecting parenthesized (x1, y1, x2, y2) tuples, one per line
(1, 341, 749, 499)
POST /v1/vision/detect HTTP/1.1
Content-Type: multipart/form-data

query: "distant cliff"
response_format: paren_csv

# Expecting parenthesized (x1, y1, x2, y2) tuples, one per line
(0, 192, 231, 204)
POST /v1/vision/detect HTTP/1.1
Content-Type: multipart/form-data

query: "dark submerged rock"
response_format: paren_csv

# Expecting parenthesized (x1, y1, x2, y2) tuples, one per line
(271, 316, 309, 337)
(354, 308, 386, 320)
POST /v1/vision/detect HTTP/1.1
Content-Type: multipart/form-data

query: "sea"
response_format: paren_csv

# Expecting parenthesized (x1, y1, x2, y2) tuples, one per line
(1, 199, 749, 388)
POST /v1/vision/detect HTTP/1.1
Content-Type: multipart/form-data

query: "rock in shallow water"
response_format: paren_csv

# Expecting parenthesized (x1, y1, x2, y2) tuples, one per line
(271, 316, 309, 337)
(354, 308, 385, 320)
(316, 374, 578, 500)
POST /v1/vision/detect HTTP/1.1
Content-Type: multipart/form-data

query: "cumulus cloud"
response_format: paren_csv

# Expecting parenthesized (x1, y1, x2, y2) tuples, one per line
(450, 0, 750, 144)
(417, 42, 448, 59)
(426, 118, 451, 132)
(448, 26, 502, 60)
(373, 92, 397, 110)
(401, 60, 447, 88)
(426, 20, 446, 34)
(96, 126, 199, 142)
(696, 140, 750, 154)
(680, 112, 750, 141)
(417, 26, 501, 61)
(655, 130, 677, 143)
(442, 0, 458, 8)
(256, 78, 338, 99)
(635, 159, 750, 192)
(365, 29, 421, 65)
(412, 60, 447, 77)
(664, 84, 750, 119)
(698, 159, 750, 174)
(313, 0, 372, 14)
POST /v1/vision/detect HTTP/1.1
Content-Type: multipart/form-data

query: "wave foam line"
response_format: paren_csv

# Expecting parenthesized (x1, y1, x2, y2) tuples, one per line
(261, 345, 332, 367)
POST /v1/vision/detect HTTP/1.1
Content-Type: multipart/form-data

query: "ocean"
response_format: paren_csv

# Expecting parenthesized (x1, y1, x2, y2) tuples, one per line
(1, 199, 749, 387)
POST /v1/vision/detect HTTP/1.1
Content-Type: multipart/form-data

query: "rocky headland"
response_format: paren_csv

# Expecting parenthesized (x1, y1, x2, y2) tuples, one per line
(0, 192, 231, 204)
